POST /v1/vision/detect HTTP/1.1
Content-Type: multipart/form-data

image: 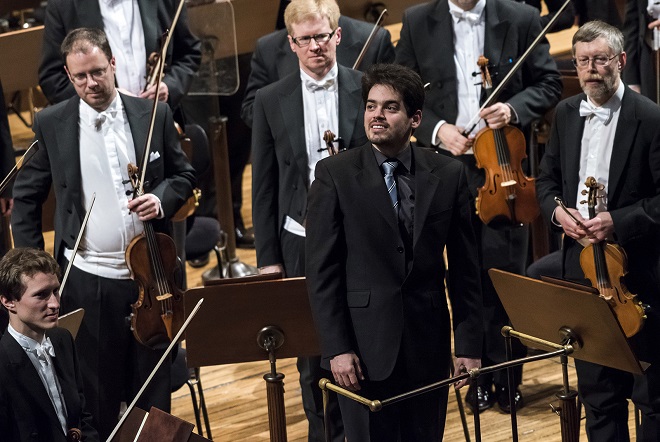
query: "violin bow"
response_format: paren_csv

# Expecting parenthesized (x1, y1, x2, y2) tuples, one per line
(59, 193, 96, 296)
(137, 0, 186, 193)
(352, 8, 388, 71)
(461, 0, 572, 136)
(105, 298, 205, 442)
(0, 140, 39, 195)
(143, 0, 187, 92)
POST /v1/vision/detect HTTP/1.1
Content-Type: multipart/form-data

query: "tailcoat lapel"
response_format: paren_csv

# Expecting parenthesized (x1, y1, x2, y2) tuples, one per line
(609, 91, 638, 201)
(563, 96, 587, 206)
(484, 0, 508, 82)
(122, 93, 151, 170)
(138, 0, 158, 55)
(278, 75, 309, 188)
(337, 66, 361, 149)
(56, 97, 85, 222)
(430, 2, 458, 111)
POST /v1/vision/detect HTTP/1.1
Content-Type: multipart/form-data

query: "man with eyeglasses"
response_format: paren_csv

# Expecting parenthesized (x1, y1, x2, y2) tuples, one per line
(396, 0, 562, 414)
(537, 20, 660, 440)
(251, 0, 368, 439)
(11, 28, 195, 440)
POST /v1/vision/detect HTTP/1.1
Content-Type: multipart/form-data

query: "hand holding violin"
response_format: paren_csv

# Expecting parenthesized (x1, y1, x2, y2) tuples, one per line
(436, 123, 475, 156)
(128, 194, 161, 221)
(140, 82, 169, 103)
(480, 102, 512, 129)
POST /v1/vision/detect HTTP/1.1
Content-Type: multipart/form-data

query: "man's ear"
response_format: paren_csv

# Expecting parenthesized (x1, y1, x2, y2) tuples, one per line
(0, 296, 15, 313)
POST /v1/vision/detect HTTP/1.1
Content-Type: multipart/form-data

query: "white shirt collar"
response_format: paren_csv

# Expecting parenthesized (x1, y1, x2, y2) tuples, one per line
(300, 62, 338, 87)
(586, 80, 625, 113)
(80, 91, 121, 127)
(448, 0, 486, 24)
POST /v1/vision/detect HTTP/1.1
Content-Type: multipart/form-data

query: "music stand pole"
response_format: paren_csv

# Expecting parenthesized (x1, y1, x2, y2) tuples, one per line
(505, 333, 519, 442)
(258, 326, 288, 442)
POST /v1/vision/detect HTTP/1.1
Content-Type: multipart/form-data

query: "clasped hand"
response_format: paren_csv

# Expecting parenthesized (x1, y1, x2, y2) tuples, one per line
(128, 194, 161, 221)
(555, 207, 614, 243)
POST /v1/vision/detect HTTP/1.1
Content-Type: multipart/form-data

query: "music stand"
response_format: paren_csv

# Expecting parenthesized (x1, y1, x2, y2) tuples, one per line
(0, 26, 43, 127)
(489, 268, 647, 442)
(186, 0, 257, 280)
(58, 308, 85, 339)
(184, 277, 319, 442)
(109, 406, 211, 442)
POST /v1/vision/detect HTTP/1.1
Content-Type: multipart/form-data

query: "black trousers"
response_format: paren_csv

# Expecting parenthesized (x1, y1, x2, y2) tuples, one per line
(447, 153, 528, 387)
(338, 352, 449, 441)
(61, 264, 171, 441)
(282, 230, 344, 442)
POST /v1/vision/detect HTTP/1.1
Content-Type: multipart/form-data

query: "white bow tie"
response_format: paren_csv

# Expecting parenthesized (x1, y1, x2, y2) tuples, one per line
(35, 337, 56, 362)
(305, 78, 336, 92)
(450, 9, 482, 25)
(94, 109, 118, 131)
(579, 100, 612, 124)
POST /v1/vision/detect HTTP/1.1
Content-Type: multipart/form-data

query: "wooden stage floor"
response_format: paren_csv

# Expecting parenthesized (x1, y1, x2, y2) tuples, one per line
(8, 110, 638, 441)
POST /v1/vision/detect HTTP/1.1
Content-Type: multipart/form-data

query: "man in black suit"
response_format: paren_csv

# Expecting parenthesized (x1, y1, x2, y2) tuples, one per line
(396, 0, 562, 412)
(537, 20, 660, 440)
(251, 1, 367, 439)
(0, 247, 98, 442)
(623, 0, 659, 102)
(38, 0, 201, 110)
(12, 28, 195, 440)
(306, 63, 483, 441)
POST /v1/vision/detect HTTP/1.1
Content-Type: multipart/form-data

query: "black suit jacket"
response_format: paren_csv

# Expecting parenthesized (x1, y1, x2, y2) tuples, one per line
(0, 327, 98, 442)
(536, 89, 660, 361)
(306, 144, 483, 382)
(240, 15, 395, 128)
(395, 0, 562, 147)
(38, 0, 201, 108)
(623, 0, 655, 100)
(11, 93, 196, 261)
(251, 66, 367, 268)
(0, 79, 13, 198)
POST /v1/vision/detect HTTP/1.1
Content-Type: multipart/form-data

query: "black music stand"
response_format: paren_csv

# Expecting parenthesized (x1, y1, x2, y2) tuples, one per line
(489, 268, 647, 442)
(184, 276, 319, 442)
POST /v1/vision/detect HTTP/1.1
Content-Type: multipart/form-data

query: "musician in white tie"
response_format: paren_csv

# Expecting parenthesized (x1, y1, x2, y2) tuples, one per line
(0, 248, 98, 441)
(250, 0, 367, 439)
(537, 20, 660, 440)
(396, 0, 562, 413)
(11, 28, 195, 440)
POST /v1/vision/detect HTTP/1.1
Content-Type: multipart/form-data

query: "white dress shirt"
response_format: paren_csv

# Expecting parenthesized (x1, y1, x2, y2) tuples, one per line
(65, 93, 143, 279)
(99, 0, 147, 95)
(575, 82, 625, 219)
(7, 325, 68, 435)
(434, 0, 486, 154)
(283, 63, 339, 237)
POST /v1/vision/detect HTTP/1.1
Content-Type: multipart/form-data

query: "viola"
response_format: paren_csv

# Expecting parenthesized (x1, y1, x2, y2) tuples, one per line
(472, 55, 539, 227)
(126, 163, 185, 349)
(579, 177, 645, 337)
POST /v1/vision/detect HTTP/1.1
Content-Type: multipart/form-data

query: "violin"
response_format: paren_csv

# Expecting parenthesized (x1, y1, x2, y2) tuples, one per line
(472, 56, 539, 227)
(579, 177, 645, 337)
(125, 15, 186, 348)
(126, 163, 185, 348)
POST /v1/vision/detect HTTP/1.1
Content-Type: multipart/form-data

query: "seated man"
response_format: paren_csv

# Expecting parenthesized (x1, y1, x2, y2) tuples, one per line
(0, 247, 98, 441)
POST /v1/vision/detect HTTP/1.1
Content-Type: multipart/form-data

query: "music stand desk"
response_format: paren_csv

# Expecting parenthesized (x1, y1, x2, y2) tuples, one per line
(184, 277, 318, 442)
(489, 268, 646, 375)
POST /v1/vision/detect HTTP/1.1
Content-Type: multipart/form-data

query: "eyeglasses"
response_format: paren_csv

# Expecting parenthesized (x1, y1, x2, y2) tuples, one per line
(291, 29, 337, 47)
(572, 54, 620, 69)
(70, 64, 110, 85)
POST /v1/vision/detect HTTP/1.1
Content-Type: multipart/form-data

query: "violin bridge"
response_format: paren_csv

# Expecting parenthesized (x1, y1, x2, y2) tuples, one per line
(501, 180, 517, 187)
(156, 292, 173, 301)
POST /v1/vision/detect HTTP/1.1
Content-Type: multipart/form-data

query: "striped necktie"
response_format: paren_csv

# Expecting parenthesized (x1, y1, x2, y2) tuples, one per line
(382, 160, 399, 215)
